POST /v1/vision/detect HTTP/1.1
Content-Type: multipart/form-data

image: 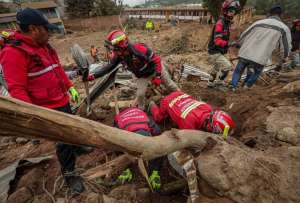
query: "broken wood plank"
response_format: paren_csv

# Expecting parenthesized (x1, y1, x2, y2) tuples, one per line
(83, 154, 133, 180)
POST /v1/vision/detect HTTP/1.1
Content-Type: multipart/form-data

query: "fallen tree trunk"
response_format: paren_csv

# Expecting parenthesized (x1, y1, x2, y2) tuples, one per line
(0, 96, 218, 160)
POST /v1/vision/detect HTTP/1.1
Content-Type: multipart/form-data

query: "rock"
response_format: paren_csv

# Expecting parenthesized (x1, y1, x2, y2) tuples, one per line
(266, 106, 300, 146)
(7, 187, 33, 203)
(32, 194, 53, 203)
(196, 139, 300, 203)
(85, 192, 102, 203)
(277, 127, 300, 145)
(109, 185, 136, 201)
(18, 168, 44, 193)
(56, 198, 66, 203)
(282, 80, 300, 94)
(136, 188, 150, 199)
(1, 136, 15, 144)
(101, 195, 117, 203)
(16, 137, 29, 144)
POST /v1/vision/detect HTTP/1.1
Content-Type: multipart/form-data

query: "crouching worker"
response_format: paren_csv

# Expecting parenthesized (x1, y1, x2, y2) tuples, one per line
(83, 30, 179, 110)
(150, 91, 236, 136)
(149, 91, 236, 202)
(114, 107, 163, 191)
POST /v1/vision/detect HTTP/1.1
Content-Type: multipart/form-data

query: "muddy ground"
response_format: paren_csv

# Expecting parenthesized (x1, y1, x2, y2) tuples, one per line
(1, 18, 300, 203)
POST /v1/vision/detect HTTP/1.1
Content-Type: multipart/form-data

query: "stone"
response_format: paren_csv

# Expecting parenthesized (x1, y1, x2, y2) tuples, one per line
(16, 137, 29, 144)
(18, 168, 44, 193)
(277, 127, 300, 145)
(136, 188, 150, 199)
(7, 187, 33, 203)
(32, 194, 53, 203)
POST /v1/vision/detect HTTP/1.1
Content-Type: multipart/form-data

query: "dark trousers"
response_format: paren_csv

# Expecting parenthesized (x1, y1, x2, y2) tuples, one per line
(231, 58, 264, 88)
(55, 103, 82, 174)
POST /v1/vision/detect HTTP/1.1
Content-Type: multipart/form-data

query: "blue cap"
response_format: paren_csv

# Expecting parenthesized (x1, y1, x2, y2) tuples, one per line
(16, 8, 57, 30)
(270, 4, 283, 15)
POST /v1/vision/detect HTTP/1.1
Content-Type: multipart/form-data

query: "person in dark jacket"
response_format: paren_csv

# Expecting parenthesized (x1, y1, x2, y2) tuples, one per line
(0, 9, 86, 193)
(114, 107, 162, 191)
(207, 0, 240, 88)
(83, 30, 179, 110)
(290, 19, 300, 68)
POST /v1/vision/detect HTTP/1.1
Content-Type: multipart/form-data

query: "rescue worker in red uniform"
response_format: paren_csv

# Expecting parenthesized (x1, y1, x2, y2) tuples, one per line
(150, 91, 236, 135)
(114, 107, 162, 191)
(83, 30, 179, 109)
(0, 9, 85, 193)
(207, 0, 241, 88)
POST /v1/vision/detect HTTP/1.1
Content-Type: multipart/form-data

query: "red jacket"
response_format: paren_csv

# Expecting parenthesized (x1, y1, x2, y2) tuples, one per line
(208, 17, 231, 55)
(0, 32, 72, 109)
(151, 91, 213, 130)
(114, 107, 160, 135)
(93, 43, 162, 79)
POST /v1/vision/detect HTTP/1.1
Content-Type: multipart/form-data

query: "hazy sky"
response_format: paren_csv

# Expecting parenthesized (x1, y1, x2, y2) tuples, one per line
(123, 0, 144, 6)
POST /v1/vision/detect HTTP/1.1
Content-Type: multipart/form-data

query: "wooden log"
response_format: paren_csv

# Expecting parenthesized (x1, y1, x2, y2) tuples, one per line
(83, 154, 133, 180)
(0, 96, 219, 160)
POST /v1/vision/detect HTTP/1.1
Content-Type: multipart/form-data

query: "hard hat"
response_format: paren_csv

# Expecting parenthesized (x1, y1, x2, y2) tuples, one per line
(206, 110, 236, 134)
(105, 30, 128, 50)
(222, 0, 241, 16)
(293, 19, 300, 27)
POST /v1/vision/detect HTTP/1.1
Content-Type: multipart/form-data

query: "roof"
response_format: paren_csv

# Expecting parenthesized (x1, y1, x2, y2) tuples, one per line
(0, 13, 16, 23)
(21, 1, 58, 9)
(125, 7, 207, 12)
(0, 12, 16, 18)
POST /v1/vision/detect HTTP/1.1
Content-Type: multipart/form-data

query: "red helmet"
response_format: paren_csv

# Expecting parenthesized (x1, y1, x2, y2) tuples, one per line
(207, 110, 236, 134)
(222, 0, 241, 16)
(105, 30, 128, 50)
(293, 19, 300, 27)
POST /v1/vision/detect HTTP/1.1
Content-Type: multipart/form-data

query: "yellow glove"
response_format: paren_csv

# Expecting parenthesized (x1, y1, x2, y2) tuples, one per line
(69, 87, 79, 103)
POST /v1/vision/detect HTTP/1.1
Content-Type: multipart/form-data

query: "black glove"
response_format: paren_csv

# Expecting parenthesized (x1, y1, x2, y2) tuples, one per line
(81, 68, 90, 82)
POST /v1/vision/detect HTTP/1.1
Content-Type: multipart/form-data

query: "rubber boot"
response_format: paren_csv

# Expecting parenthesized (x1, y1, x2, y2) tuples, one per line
(149, 170, 161, 191)
(118, 168, 133, 184)
(65, 175, 85, 194)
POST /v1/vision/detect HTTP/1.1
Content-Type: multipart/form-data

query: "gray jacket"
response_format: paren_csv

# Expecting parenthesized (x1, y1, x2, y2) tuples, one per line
(238, 16, 292, 66)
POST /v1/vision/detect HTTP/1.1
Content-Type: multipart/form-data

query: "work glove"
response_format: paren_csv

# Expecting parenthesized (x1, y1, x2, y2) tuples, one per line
(81, 68, 91, 82)
(149, 170, 161, 191)
(69, 87, 79, 103)
(117, 168, 133, 184)
(151, 76, 162, 87)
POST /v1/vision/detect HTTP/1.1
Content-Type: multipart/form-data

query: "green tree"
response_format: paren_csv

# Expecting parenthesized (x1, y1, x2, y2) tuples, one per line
(248, 0, 300, 18)
(203, 0, 248, 21)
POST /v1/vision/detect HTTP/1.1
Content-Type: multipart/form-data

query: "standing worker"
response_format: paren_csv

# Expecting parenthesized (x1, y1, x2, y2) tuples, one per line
(0, 8, 86, 193)
(207, 0, 241, 88)
(229, 4, 292, 91)
(83, 30, 179, 110)
(290, 19, 300, 68)
(145, 19, 154, 33)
